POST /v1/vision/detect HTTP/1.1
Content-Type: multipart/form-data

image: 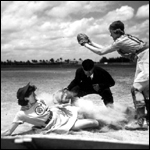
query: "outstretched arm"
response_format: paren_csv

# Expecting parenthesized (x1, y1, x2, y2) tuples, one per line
(90, 41, 104, 49)
(1, 123, 20, 136)
(67, 69, 81, 90)
(84, 43, 115, 55)
(55, 103, 71, 108)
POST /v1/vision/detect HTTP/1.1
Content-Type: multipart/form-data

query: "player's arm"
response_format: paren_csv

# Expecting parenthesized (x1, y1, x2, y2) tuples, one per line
(84, 43, 115, 55)
(55, 103, 71, 108)
(67, 69, 81, 90)
(1, 122, 20, 136)
(90, 41, 104, 49)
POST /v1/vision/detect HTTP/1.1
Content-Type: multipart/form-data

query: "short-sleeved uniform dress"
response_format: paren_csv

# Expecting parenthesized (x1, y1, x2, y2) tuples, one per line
(13, 100, 78, 134)
(106, 34, 149, 105)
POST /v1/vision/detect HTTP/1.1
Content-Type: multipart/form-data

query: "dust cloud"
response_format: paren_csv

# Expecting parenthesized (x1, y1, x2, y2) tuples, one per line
(74, 98, 136, 126)
(37, 92, 136, 129)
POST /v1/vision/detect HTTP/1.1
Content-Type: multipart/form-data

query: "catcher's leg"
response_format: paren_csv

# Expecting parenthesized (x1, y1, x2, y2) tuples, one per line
(125, 87, 148, 130)
(143, 89, 149, 126)
(145, 99, 149, 126)
(130, 86, 146, 127)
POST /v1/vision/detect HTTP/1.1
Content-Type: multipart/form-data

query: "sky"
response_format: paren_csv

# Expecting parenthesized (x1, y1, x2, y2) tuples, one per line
(1, 1, 149, 62)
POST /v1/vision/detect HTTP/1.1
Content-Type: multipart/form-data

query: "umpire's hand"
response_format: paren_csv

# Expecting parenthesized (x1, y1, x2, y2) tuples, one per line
(92, 84, 100, 92)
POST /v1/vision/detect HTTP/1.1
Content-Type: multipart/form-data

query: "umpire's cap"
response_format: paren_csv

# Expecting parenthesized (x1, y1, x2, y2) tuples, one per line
(82, 59, 94, 71)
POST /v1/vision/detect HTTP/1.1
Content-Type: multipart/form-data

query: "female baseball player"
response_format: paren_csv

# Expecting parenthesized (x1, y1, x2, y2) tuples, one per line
(78, 20, 149, 129)
(1, 83, 100, 136)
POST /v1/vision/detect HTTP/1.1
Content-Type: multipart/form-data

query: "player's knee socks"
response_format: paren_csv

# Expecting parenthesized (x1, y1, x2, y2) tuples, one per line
(131, 87, 145, 126)
(131, 87, 145, 108)
(145, 99, 149, 121)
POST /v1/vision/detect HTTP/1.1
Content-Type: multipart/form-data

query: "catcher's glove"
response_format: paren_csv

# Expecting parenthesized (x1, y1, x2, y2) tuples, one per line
(77, 33, 91, 46)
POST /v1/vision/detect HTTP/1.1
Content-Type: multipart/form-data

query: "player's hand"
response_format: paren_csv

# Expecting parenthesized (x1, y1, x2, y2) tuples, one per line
(92, 84, 100, 92)
(77, 33, 91, 46)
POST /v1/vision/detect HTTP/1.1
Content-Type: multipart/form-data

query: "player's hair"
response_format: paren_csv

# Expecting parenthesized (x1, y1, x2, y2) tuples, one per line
(109, 20, 125, 35)
(18, 85, 36, 106)
(24, 85, 36, 98)
(53, 89, 75, 104)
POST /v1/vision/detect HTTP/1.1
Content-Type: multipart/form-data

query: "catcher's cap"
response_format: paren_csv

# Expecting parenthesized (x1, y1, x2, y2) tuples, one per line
(17, 82, 30, 101)
(109, 20, 124, 31)
(82, 59, 94, 71)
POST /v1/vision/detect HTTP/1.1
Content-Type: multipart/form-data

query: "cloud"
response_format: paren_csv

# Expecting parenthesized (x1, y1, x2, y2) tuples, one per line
(103, 5, 134, 23)
(46, 1, 112, 19)
(136, 4, 149, 18)
(74, 5, 135, 44)
(83, 5, 135, 35)
(1, 1, 52, 31)
(1, 2, 149, 61)
(1, 1, 13, 13)
(126, 20, 149, 34)
(46, 1, 83, 18)
(126, 20, 149, 43)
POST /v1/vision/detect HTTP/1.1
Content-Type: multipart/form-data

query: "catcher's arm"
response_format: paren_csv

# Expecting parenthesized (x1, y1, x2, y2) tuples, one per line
(77, 33, 116, 55)
(84, 43, 115, 55)
(77, 33, 91, 46)
(90, 41, 104, 49)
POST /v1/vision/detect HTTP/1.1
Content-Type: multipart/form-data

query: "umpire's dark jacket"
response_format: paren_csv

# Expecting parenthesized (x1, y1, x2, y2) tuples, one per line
(67, 66, 115, 92)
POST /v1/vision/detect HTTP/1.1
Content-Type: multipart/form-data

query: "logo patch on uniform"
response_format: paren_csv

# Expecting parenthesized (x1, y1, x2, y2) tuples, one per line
(35, 103, 45, 115)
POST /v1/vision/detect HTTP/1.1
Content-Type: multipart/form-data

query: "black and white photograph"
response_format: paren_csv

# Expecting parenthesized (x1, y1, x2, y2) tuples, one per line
(1, 1, 149, 149)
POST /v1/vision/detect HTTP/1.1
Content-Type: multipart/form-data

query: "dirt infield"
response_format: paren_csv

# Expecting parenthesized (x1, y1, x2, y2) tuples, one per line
(1, 65, 149, 145)
(1, 95, 149, 145)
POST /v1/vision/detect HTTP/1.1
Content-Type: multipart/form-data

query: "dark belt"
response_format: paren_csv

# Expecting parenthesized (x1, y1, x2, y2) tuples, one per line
(136, 45, 149, 55)
(45, 111, 53, 124)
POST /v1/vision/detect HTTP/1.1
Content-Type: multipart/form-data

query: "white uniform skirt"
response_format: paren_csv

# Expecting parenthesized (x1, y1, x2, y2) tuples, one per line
(134, 48, 149, 95)
(37, 106, 78, 134)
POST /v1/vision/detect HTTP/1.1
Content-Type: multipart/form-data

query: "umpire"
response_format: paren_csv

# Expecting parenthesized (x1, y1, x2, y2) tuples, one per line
(66, 59, 115, 107)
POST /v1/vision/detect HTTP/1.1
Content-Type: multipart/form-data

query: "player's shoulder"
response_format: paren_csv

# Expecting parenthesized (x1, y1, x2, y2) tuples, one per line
(116, 34, 128, 43)
(15, 110, 25, 118)
(76, 67, 83, 72)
